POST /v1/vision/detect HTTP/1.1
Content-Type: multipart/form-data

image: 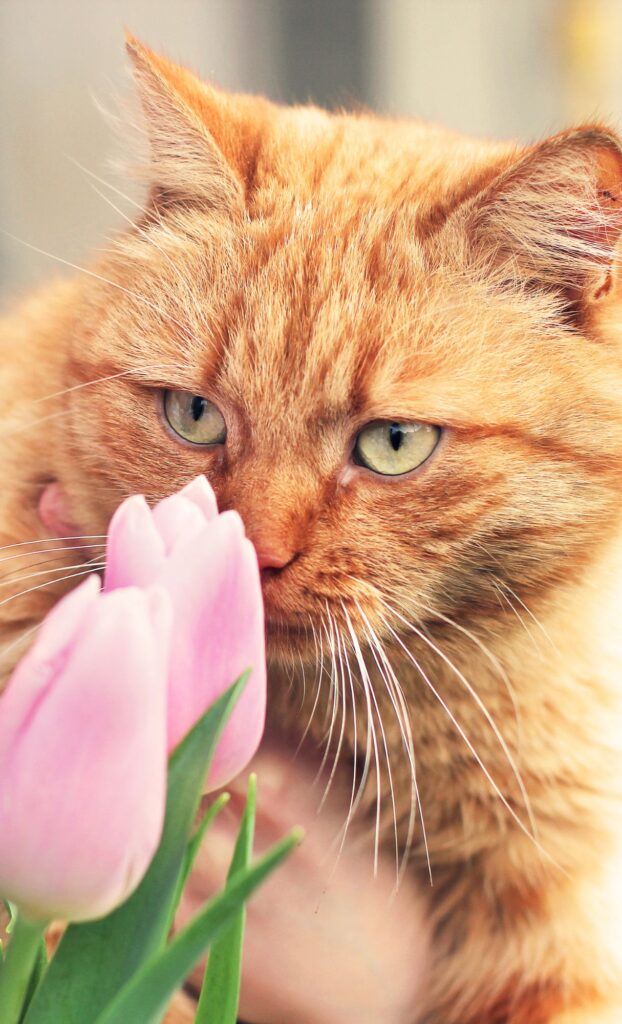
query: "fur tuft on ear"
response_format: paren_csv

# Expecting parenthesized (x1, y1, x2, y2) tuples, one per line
(125, 33, 243, 214)
(462, 127, 622, 313)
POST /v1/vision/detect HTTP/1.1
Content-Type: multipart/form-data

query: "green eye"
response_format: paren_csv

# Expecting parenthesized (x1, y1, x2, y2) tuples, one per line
(163, 390, 227, 446)
(353, 421, 440, 476)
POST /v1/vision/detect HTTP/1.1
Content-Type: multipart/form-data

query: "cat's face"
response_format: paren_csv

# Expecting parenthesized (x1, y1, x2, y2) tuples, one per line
(59, 40, 622, 669)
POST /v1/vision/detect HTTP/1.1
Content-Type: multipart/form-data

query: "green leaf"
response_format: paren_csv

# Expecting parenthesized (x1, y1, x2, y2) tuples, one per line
(24, 677, 248, 1024)
(0, 914, 45, 1024)
(4, 900, 17, 934)
(175, 786, 231, 917)
(167, 792, 230, 936)
(195, 774, 256, 1024)
(94, 829, 301, 1024)
(19, 935, 47, 1022)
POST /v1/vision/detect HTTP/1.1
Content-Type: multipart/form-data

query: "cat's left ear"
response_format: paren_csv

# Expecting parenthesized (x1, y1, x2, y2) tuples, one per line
(462, 127, 622, 317)
(124, 33, 245, 215)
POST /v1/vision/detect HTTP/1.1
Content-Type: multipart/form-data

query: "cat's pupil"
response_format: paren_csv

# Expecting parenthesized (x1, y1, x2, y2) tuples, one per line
(389, 424, 403, 451)
(191, 396, 206, 422)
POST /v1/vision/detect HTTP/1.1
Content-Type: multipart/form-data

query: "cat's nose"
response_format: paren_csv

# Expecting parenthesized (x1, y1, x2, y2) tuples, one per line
(255, 544, 297, 573)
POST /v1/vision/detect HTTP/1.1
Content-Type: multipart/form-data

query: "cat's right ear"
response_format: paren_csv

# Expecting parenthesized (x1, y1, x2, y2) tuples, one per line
(125, 33, 244, 215)
(457, 127, 622, 321)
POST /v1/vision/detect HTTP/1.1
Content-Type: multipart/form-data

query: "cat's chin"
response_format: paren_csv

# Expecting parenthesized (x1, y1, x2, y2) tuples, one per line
(265, 617, 317, 661)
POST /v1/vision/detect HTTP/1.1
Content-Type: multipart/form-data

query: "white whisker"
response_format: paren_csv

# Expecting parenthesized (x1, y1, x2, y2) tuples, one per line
(318, 610, 349, 810)
(0, 542, 106, 569)
(0, 565, 103, 612)
(357, 601, 431, 887)
(1, 231, 193, 340)
(378, 610, 557, 867)
(0, 535, 106, 555)
(0, 559, 105, 590)
(343, 604, 396, 881)
(381, 596, 538, 839)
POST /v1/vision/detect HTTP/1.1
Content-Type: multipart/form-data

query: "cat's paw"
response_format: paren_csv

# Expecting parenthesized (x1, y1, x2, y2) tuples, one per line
(176, 737, 431, 1024)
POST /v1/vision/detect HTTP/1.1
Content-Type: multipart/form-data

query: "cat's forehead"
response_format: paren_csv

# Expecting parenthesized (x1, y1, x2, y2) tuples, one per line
(199, 201, 434, 424)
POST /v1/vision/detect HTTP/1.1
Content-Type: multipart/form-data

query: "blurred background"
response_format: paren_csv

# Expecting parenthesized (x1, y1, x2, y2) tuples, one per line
(2, 0, 622, 301)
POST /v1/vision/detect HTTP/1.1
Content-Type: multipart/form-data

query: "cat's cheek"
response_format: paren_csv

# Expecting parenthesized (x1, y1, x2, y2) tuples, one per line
(38, 481, 80, 541)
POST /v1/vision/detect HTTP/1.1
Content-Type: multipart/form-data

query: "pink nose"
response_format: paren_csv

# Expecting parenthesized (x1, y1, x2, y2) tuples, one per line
(255, 545, 296, 571)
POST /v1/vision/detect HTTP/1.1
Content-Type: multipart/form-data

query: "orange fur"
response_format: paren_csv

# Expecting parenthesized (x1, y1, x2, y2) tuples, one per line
(2, 36, 622, 1022)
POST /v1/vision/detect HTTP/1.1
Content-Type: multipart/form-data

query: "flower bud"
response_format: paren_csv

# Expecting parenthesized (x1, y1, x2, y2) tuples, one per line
(0, 577, 171, 922)
(105, 476, 266, 790)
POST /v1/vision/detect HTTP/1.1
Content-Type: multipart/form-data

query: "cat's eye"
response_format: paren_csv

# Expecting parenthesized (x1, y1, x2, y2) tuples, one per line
(353, 421, 440, 476)
(163, 390, 227, 446)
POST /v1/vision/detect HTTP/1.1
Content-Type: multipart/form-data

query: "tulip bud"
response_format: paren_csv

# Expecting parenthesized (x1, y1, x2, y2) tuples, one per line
(0, 576, 171, 922)
(105, 476, 266, 790)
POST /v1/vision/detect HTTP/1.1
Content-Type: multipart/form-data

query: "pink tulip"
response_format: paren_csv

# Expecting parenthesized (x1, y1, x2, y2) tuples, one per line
(0, 576, 171, 922)
(104, 476, 266, 790)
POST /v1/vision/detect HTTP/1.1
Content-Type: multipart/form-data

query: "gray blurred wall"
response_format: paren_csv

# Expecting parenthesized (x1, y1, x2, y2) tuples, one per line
(2, 0, 622, 301)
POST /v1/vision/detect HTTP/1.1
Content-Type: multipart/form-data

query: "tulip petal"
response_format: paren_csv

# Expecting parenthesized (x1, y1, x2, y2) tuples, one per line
(0, 576, 101, 760)
(104, 496, 165, 591)
(205, 540, 266, 791)
(178, 475, 218, 521)
(151, 495, 208, 556)
(0, 587, 170, 922)
(162, 512, 265, 788)
(103, 478, 267, 793)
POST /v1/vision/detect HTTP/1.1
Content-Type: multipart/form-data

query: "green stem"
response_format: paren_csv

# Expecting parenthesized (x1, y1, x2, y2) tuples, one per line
(0, 913, 45, 1024)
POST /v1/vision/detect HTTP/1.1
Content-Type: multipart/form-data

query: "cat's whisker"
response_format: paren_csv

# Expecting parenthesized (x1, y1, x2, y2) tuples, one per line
(489, 578, 541, 653)
(397, 591, 509, 685)
(0, 535, 106, 555)
(297, 643, 308, 710)
(1, 231, 194, 342)
(381, 596, 538, 841)
(498, 579, 557, 651)
(341, 637, 374, 861)
(81, 173, 209, 333)
(1, 620, 43, 661)
(472, 539, 556, 650)
(318, 609, 349, 810)
(316, 611, 340, 781)
(0, 542, 106, 569)
(365, 669, 383, 878)
(395, 591, 523, 747)
(332, 628, 360, 861)
(5, 407, 91, 441)
(343, 604, 397, 882)
(0, 564, 104, 612)
(357, 601, 431, 887)
(31, 362, 183, 407)
(366, 629, 427, 889)
(321, 610, 363, 861)
(0, 558, 105, 590)
(295, 613, 327, 754)
(377, 609, 557, 867)
(66, 156, 145, 213)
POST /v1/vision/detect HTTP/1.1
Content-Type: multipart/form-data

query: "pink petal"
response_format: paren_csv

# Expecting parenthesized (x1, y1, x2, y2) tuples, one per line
(162, 513, 266, 789)
(0, 587, 170, 922)
(178, 475, 218, 521)
(151, 495, 209, 556)
(104, 495, 165, 591)
(0, 576, 101, 761)
(204, 539, 266, 791)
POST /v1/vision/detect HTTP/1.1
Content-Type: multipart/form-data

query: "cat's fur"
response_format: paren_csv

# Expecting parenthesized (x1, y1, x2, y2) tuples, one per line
(2, 36, 622, 1022)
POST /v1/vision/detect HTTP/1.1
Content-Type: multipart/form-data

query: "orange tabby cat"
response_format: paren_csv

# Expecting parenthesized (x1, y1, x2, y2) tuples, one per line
(1, 35, 622, 1023)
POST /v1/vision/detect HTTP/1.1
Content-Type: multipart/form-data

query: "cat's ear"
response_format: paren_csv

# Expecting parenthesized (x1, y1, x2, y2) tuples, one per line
(463, 128, 622, 315)
(125, 33, 244, 214)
